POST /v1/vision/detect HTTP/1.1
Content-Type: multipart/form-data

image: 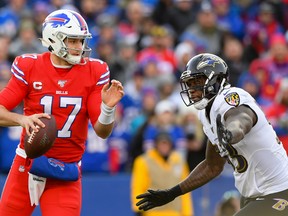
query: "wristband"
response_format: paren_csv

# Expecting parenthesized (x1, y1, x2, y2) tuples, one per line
(98, 102, 116, 125)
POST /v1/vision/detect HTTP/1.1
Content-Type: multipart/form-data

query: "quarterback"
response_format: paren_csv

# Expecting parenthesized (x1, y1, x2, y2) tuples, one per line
(136, 53, 288, 215)
(0, 9, 124, 216)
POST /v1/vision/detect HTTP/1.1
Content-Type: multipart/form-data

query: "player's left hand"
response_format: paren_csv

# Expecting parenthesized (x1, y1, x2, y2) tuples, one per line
(216, 114, 232, 156)
(136, 189, 176, 211)
(101, 79, 124, 107)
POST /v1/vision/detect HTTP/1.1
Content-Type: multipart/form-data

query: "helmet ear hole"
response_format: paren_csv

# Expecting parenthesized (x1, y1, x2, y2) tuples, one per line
(207, 86, 214, 92)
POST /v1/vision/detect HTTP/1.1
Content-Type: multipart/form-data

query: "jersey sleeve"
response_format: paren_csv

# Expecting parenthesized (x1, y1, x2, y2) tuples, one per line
(0, 55, 33, 110)
(215, 87, 255, 116)
(87, 59, 110, 126)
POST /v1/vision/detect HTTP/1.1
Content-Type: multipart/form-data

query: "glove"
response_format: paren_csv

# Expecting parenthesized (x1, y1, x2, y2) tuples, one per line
(216, 114, 232, 157)
(136, 185, 182, 211)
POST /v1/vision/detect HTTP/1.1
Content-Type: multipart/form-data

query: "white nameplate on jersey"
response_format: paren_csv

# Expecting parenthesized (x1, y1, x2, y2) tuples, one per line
(224, 92, 240, 107)
(56, 91, 68, 95)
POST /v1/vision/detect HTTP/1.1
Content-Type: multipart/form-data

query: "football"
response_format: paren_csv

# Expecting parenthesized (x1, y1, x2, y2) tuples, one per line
(24, 115, 57, 159)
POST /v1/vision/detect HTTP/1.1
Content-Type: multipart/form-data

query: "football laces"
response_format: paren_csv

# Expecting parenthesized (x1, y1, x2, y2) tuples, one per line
(27, 125, 40, 144)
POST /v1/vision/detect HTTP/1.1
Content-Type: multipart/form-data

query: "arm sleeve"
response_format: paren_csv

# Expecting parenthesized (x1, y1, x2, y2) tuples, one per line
(0, 77, 27, 110)
(87, 60, 110, 125)
(87, 85, 103, 126)
(0, 56, 29, 110)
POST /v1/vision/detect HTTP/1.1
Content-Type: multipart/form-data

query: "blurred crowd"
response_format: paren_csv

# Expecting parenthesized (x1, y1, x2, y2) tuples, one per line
(0, 0, 288, 178)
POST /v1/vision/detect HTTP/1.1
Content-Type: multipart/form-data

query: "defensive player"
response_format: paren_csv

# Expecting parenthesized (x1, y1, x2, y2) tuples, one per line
(0, 9, 124, 216)
(136, 53, 288, 215)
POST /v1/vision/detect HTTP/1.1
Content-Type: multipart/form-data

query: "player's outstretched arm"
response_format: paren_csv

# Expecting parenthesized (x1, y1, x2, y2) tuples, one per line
(136, 140, 226, 211)
(222, 105, 257, 144)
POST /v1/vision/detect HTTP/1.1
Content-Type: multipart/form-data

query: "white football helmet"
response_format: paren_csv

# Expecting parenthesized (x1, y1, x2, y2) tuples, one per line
(41, 9, 92, 65)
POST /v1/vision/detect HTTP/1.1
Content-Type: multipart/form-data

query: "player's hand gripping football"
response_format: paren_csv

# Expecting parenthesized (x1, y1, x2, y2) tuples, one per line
(216, 114, 232, 157)
(101, 79, 124, 107)
(136, 189, 177, 211)
(18, 113, 51, 136)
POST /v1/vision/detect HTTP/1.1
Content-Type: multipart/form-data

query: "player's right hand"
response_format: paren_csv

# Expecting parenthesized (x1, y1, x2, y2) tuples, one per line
(136, 189, 176, 211)
(19, 113, 51, 136)
(216, 114, 232, 157)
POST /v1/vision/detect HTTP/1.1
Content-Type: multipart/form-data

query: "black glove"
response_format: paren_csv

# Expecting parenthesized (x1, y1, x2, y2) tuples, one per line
(136, 185, 182, 211)
(216, 114, 232, 156)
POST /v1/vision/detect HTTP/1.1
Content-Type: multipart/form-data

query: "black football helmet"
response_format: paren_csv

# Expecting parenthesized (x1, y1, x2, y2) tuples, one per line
(180, 53, 229, 110)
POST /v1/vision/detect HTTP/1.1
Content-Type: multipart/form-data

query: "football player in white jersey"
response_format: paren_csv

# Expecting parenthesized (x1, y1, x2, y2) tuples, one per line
(136, 53, 288, 215)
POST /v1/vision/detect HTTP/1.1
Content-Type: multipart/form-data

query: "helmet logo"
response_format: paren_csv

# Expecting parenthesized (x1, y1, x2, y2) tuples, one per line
(71, 11, 88, 31)
(197, 56, 221, 70)
(43, 13, 70, 28)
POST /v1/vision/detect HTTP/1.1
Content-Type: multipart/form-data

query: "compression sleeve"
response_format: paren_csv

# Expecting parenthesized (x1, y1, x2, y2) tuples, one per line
(87, 60, 110, 125)
(0, 76, 28, 110)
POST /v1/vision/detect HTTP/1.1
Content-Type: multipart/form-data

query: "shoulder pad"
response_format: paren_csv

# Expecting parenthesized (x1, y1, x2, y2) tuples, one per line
(88, 58, 110, 86)
(11, 54, 39, 85)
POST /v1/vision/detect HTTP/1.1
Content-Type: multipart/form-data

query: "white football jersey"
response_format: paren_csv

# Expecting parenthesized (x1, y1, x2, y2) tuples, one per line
(199, 86, 288, 197)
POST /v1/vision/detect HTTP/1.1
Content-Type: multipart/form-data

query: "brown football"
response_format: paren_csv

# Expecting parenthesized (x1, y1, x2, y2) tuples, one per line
(24, 115, 57, 159)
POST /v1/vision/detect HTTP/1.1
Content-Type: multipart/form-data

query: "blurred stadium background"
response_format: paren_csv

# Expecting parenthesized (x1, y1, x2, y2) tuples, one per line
(1, 0, 288, 215)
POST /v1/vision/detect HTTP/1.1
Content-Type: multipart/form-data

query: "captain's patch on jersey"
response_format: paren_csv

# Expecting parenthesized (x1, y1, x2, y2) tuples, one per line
(224, 92, 240, 106)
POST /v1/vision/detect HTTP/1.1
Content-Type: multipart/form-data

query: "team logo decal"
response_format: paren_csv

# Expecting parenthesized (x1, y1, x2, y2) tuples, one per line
(48, 158, 65, 171)
(58, 80, 67, 87)
(224, 92, 240, 106)
(272, 198, 288, 211)
(43, 13, 70, 28)
(197, 56, 221, 70)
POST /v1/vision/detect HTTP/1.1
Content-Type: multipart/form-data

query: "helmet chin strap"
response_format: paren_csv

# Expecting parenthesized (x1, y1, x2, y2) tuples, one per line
(193, 98, 208, 110)
(193, 78, 227, 110)
(193, 95, 216, 110)
(65, 54, 81, 65)
(193, 96, 216, 110)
